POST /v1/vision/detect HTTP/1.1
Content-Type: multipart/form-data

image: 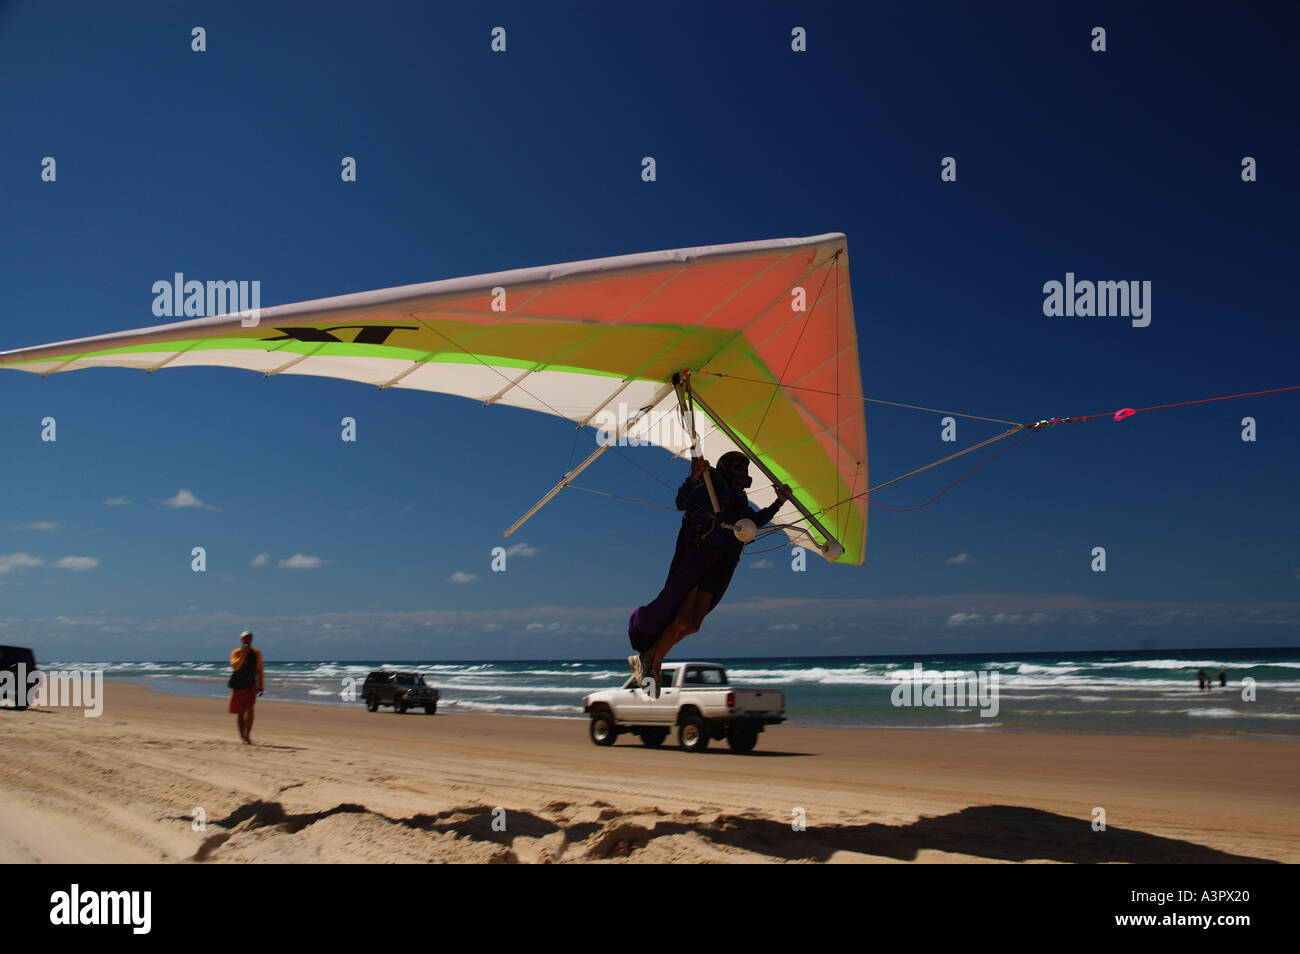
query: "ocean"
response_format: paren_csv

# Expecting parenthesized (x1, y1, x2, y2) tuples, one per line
(48, 647, 1300, 739)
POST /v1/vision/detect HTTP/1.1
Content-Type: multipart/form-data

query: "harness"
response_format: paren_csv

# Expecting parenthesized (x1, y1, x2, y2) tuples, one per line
(685, 473, 743, 547)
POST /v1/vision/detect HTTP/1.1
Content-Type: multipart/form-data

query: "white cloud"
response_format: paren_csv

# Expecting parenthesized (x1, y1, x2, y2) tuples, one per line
(449, 571, 479, 584)
(279, 554, 328, 569)
(54, 556, 99, 571)
(250, 553, 270, 567)
(18, 521, 59, 531)
(0, 553, 44, 575)
(946, 553, 974, 565)
(103, 497, 131, 507)
(162, 489, 219, 511)
(946, 612, 981, 626)
(504, 542, 539, 558)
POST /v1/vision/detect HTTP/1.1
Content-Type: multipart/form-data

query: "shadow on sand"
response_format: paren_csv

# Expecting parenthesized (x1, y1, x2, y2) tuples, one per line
(189, 798, 1279, 863)
(680, 804, 1279, 864)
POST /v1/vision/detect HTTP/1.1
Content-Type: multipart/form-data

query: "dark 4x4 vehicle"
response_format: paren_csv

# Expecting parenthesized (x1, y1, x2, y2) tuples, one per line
(0, 646, 38, 711)
(362, 670, 439, 714)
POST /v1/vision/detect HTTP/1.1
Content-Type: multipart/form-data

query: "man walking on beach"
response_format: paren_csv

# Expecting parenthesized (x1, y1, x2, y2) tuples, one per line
(229, 630, 264, 744)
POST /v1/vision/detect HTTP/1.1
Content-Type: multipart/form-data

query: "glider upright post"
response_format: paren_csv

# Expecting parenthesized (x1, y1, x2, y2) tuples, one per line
(672, 371, 720, 515)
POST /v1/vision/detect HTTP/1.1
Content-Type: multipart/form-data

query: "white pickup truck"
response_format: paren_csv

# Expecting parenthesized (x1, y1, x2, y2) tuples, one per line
(582, 662, 785, 753)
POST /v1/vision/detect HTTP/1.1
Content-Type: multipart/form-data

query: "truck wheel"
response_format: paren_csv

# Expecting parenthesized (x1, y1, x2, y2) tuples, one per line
(589, 712, 618, 746)
(424, 704, 436, 715)
(727, 725, 759, 753)
(640, 728, 669, 748)
(394, 701, 406, 714)
(678, 715, 708, 752)
(366, 696, 379, 712)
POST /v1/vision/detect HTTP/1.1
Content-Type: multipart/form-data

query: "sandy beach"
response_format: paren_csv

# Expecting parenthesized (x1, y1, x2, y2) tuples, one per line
(0, 682, 1295, 864)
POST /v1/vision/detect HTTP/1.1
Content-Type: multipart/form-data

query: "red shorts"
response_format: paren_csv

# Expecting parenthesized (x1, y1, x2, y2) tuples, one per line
(229, 687, 257, 713)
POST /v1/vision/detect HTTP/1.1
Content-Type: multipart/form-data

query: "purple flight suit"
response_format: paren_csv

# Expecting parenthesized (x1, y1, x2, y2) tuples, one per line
(627, 468, 783, 653)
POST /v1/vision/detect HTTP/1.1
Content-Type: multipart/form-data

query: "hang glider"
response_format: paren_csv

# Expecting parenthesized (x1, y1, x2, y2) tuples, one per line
(0, 234, 868, 563)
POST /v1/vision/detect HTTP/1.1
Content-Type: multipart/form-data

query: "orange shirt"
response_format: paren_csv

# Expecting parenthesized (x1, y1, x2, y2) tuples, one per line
(230, 646, 264, 687)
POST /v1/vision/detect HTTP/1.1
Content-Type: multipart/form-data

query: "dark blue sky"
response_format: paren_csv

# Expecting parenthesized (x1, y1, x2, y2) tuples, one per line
(1, 1, 1296, 659)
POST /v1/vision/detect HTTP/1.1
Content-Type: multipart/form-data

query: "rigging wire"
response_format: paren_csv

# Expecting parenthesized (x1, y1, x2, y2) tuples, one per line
(568, 378, 1292, 550)
(609, 443, 677, 491)
(861, 430, 1035, 513)
(1046, 384, 1300, 425)
(569, 484, 676, 511)
(694, 369, 1022, 426)
(810, 383, 1299, 517)
(742, 524, 811, 555)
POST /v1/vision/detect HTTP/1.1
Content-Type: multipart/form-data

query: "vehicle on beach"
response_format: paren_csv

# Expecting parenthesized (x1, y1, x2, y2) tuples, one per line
(583, 662, 785, 753)
(362, 670, 439, 714)
(0, 645, 37, 711)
